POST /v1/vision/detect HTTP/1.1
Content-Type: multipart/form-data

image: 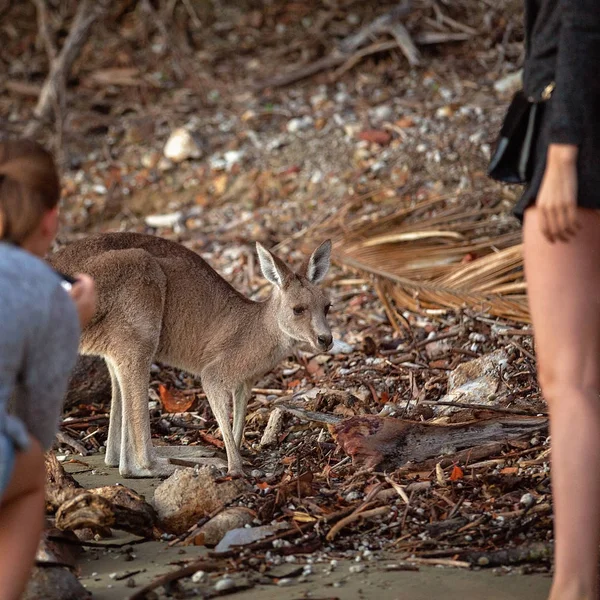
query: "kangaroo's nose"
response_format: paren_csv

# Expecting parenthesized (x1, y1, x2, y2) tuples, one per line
(318, 334, 333, 349)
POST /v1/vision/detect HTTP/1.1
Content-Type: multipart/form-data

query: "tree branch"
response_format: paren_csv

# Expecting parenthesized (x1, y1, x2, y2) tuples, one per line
(25, 0, 110, 137)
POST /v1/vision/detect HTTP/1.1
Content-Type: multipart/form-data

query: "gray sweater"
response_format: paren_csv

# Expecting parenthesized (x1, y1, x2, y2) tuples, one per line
(0, 243, 80, 450)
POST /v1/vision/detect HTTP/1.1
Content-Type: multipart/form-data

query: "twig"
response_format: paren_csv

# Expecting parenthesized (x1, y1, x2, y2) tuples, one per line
(326, 504, 388, 541)
(128, 560, 224, 600)
(25, 0, 110, 136)
(56, 431, 89, 456)
(33, 0, 57, 61)
(388, 22, 420, 66)
(404, 557, 471, 569)
(338, 1, 412, 53)
(420, 400, 546, 416)
(509, 339, 536, 362)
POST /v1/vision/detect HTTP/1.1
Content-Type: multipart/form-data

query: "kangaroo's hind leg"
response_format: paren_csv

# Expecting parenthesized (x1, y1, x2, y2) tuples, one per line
(104, 359, 122, 467)
(83, 248, 172, 478)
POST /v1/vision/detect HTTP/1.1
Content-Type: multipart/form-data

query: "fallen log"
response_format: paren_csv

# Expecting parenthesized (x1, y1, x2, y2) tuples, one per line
(330, 415, 548, 470)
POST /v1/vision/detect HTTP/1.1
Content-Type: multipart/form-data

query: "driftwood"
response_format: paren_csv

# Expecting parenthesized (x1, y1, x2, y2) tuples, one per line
(255, 2, 417, 90)
(64, 355, 111, 410)
(46, 452, 157, 538)
(330, 415, 548, 470)
(462, 542, 553, 567)
(45, 452, 82, 510)
(55, 488, 156, 538)
(25, 0, 110, 136)
(36, 527, 82, 570)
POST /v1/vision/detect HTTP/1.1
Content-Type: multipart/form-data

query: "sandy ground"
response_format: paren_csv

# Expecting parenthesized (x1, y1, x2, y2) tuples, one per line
(65, 455, 552, 600)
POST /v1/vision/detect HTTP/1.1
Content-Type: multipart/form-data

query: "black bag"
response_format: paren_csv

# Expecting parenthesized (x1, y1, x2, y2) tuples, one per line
(488, 82, 555, 184)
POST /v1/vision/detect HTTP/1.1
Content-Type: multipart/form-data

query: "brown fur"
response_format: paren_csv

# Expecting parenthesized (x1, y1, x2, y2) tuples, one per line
(50, 232, 332, 476)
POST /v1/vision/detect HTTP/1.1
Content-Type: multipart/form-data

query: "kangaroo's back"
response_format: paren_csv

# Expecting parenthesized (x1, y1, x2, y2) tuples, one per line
(51, 231, 255, 370)
(50, 232, 332, 476)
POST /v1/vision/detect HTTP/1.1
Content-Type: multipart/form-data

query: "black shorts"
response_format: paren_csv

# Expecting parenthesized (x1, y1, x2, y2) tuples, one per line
(512, 97, 600, 221)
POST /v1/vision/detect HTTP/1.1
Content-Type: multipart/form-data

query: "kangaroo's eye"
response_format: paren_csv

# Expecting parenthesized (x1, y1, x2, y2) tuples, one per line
(324, 303, 331, 316)
(293, 306, 306, 316)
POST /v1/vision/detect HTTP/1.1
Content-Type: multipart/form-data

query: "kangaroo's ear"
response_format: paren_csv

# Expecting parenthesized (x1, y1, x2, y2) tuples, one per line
(256, 242, 291, 289)
(306, 239, 331, 284)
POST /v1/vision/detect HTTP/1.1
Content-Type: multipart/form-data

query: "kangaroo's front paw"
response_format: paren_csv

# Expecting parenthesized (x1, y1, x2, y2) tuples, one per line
(119, 456, 176, 478)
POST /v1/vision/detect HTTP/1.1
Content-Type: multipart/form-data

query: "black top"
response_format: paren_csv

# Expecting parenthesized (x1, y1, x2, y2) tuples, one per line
(523, 0, 600, 146)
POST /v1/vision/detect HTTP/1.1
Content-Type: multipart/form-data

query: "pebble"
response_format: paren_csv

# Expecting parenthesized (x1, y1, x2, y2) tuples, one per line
(223, 150, 244, 170)
(370, 104, 393, 122)
(192, 570, 207, 584)
(126, 578, 136, 588)
(214, 577, 236, 592)
(250, 469, 265, 479)
(145, 211, 183, 229)
(520, 493, 535, 508)
(163, 127, 201, 162)
(286, 116, 313, 133)
(349, 564, 365, 574)
(277, 578, 294, 587)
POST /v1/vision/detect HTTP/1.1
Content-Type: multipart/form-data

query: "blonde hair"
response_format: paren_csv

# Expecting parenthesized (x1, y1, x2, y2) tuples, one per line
(0, 139, 60, 245)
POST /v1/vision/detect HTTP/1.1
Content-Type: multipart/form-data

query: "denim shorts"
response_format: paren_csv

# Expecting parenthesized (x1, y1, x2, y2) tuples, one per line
(0, 433, 15, 499)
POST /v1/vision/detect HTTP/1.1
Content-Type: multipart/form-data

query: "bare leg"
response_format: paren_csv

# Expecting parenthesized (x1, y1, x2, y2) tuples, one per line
(105, 359, 122, 467)
(0, 436, 45, 600)
(232, 384, 250, 449)
(204, 378, 243, 475)
(524, 207, 600, 600)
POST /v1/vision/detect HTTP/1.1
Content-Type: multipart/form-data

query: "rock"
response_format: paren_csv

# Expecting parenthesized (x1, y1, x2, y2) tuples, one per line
(214, 522, 289, 553)
(435, 349, 509, 415)
(329, 339, 354, 354)
(223, 150, 244, 170)
(214, 577, 236, 592)
(193, 506, 255, 546)
(141, 151, 161, 169)
(157, 157, 174, 171)
(192, 570, 207, 583)
(520, 493, 535, 508)
(145, 211, 184, 229)
(435, 105, 454, 119)
(22, 567, 90, 600)
(286, 116, 313, 133)
(64, 355, 111, 410)
(259, 408, 285, 447)
(163, 127, 201, 162)
(153, 467, 248, 534)
(424, 338, 453, 360)
(370, 104, 393, 123)
(494, 69, 523, 95)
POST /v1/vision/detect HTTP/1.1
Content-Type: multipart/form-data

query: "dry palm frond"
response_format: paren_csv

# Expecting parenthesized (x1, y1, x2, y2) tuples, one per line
(329, 193, 529, 323)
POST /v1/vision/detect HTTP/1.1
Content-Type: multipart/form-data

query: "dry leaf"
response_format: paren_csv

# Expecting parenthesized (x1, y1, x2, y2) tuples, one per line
(158, 384, 194, 413)
(449, 465, 464, 481)
(358, 129, 392, 145)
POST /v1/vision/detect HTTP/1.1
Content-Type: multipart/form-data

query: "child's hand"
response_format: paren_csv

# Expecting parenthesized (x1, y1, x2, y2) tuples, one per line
(68, 273, 96, 328)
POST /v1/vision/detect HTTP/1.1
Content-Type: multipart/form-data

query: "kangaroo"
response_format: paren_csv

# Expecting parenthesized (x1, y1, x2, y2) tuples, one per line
(50, 233, 332, 477)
